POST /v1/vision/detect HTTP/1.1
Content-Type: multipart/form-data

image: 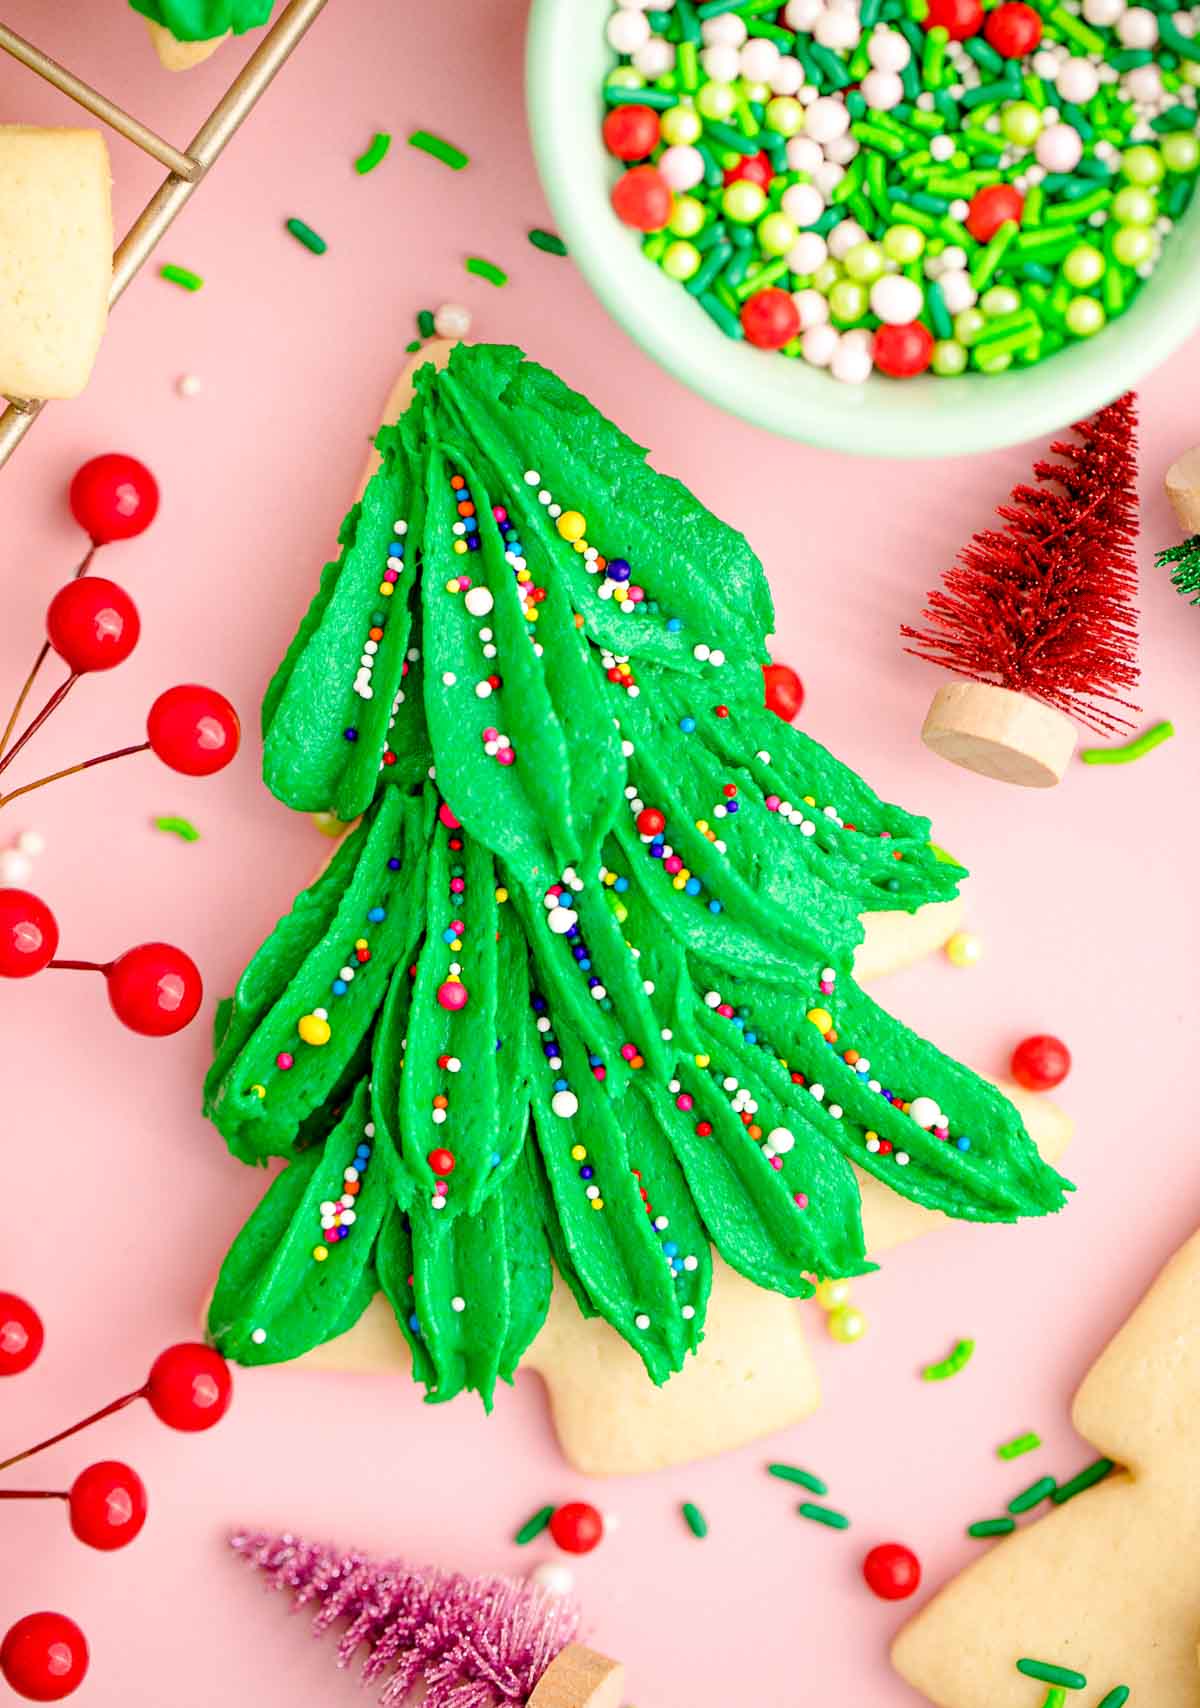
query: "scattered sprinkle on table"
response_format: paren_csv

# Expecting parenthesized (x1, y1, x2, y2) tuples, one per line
(923, 1337, 975, 1380)
(998, 1431, 1042, 1461)
(465, 256, 509, 287)
(967, 1517, 1016, 1538)
(160, 263, 203, 291)
(681, 1502, 708, 1538)
(408, 129, 469, 170)
(405, 339, 422, 353)
(1017, 1659, 1088, 1690)
(768, 1462, 828, 1495)
(1094, 1688, 1130, 1707)
(798, 1502, 850, 1530)
(154, 816, 200, 842)
(176, 374, 202, 398)
(286, 218, 327, 255)
(355, 131, 391, 175)
(1052, 1457, 1115, 1504)
(417, 308, 436, 338)
(1081, 720, 1175, 764)
(1008, 1475, 1057, 1515)
(514, 1505, 555, 1546)
(528, 227, 568, 256)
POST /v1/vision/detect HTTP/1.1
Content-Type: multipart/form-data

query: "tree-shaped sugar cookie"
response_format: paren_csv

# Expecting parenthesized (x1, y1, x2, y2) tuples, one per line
(893, 1226, 1200, 1707)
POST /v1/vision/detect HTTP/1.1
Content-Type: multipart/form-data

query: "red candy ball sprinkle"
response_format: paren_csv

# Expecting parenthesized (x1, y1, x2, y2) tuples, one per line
(0, 1293, 44, 1375)
(145, 1343, 232, 1431)
(0, 891, 59, 979)
(602, 104, 660, 161)
(104, 942, 203, 1037)
(636, 807, 666, 837)
(67, 1461, 147, 1551)
(1010, 1034, 1071, 1091)
(549, 1501, 605, 1555)
(0, 1613, 89, 1702)
(741, 287, 801, 351)
(873, 321, 935, 378)
(427, 1147, 456, 1175)
(922, 0, 984, 36)
(966, 182, 1024, 243)
(69, 454, 159, 546)
(146, 684, 241, 777)
(863, 1542, 922, 1601)
(611, 165, 672, 232)
(46, 577, 140, 675)
(723, 151, 773, 190)
(763, 662, 805, 723)
(984, 0, 1042, 55)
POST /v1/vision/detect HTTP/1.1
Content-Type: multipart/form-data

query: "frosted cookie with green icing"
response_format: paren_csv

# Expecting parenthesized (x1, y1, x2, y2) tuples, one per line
(203, 342, 1072, 1412)
(128, 0, 275, 69)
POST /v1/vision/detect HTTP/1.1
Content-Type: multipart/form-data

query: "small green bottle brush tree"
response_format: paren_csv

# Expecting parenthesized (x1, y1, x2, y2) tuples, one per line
(204, 344, 1068, 1406)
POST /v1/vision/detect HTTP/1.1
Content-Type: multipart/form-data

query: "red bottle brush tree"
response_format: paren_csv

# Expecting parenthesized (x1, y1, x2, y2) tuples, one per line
(902, 392, 1140, 788)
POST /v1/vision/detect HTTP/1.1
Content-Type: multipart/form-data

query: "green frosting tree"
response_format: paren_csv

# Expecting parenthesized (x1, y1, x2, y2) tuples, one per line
(128, 0, 274, 42)
(204, 344, 1069, 1406)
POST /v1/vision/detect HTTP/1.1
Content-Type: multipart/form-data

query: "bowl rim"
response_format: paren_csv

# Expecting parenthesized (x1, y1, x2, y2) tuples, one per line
(526, 0, 1200, 457)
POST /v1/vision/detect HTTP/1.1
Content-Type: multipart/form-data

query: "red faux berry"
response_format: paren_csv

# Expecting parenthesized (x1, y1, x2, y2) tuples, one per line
(0, 1293, 44, 1375)
(69, 454, 159, 545)
(0, 891, 59, 978)
(145, 1343, 232, 1431)
(763, 662, 805, 722)
(984, 0, 1042, 55)
(636, 807, 666, 837)
(966, 183, 1024, 243)
(611, 165, 672, 232)
(104, 942, 203, 1037)
(549, 1501, 604, 1554)
(873, 321, 935, 378)
(741, 287, 801, 350)
(46, 577, 140, 674)
(602, 104, 661, 161)
(146, 684, 241, 777)
(922, 0, 983, 35)
(68, 1461, 147, 1551)
(723, 150, 773, 190)
(862, 1542, 922, 1601)
(0, 1613, 89, 1702)
(1010, 1034, 1070, 1091)
(427, 1147, 456, 1175)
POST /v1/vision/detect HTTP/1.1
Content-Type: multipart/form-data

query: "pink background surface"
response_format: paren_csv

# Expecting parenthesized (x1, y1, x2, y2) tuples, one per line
(3, 5, 1199, 1704)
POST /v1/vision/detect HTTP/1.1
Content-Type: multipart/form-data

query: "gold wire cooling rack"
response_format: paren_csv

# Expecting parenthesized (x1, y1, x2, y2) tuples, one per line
(0, 0, 329, 470)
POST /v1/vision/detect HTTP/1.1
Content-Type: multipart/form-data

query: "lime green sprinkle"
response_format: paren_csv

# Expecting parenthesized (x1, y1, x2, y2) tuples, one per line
(768, 1462, 828, 1494)
(514, 1505, 555, 1545)
(1051, 1457, 1115, 1504)
(1081, 721, 1174, 765)
(465, 257, 509, 287)
(1040, 1691, 1067, 1708)
(1016, 1660, 1088, 1690)
(1009, 1475, 1057, 1515)
(159, 264, 203, 291)
(407, 129, 469, 170)
(798, 1502, 850, 1529)
(997, 1431, 1042, 1461)
(154, 816, 200, 842)
(528, 228, 568, 256)
(354, 131, 391, 175)
(923, 1337, 975, 1381)
(681, 1502, 708, 1538)
(967, 1517, 1016, 1538)
(286, 218, 327, 255)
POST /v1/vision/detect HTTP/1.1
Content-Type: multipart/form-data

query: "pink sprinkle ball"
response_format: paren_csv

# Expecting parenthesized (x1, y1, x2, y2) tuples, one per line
(497, 748, 516, 766)
(676, 1093, 694, 1111)
(794, 1193, 809, 1208)
(450, 877, 465, 894)
(765, 795, 781, 812)
(276, 1052, 294, 1070)
(437, 980, 469, 1011)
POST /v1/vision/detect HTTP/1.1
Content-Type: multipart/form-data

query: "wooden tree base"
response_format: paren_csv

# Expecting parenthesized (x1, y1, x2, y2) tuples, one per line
(528, 1644, 626, 1708)
(1165, 445, 1200, 536)
(921, 680, 1076, 788)
(147, 19, 228, 69)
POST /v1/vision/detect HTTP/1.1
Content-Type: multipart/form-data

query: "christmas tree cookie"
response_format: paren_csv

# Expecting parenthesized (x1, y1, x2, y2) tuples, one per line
(203, 342, 1070, 1410)
(128, 0, 275, 69)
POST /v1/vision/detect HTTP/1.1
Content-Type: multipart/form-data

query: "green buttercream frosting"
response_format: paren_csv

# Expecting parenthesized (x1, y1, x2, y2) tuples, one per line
(204, 344, 1071, 1407)
(127, 0, 274, 41)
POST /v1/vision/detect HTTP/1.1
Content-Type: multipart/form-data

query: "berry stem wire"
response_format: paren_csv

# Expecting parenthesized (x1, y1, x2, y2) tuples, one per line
(0, 1489, 66, 1501)
(47, 960, 108, 973)
(0, 676, 77, 780)
(0, 1388, 145, 1472)
(0, 740, 150, 809)
(0, 545, 93, 762)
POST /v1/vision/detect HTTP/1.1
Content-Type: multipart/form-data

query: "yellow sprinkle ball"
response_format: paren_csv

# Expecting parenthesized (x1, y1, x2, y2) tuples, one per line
(613, 902, 628, 922)
(828, 1305, 868, 1344)
(453, 539, 468, 555)
(250, 1083, 266, 1099)
(695, 819, 709, 833)
(378, 583, 394, 597)
(445, 578, 460, 594)
(556, 510, 586, 542)
(803, 795, 816, 807)
(814, 1277, 850, 1312)
(590, 1198, 605, 1211)
(355, 937, 368, 950)
(312, 1246, 328, 1262)
(495, 887, 509, 903)
(298, 1013, 332, 1047)
(571, 1144, 588, 1162)
(806, 1007, 833, 1035)
(945, 930, 984, 968)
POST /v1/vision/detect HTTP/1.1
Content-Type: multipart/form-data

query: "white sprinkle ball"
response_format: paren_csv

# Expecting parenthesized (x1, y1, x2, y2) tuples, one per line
(633, 36, 675, 77)
(606, 8, 651, 52)
(792, 287, 830, 327)
(16, 830, 44, 856)
(804, 95, 851, 142)
(870, 273, 922, 323)
(768, 1127, 796, 1155)
(701, 42, 740, 81)
(801, 323, 839, 366)
(909, 1095, 943, 1130)
(1117, 5, 1157, 45)
(701, 11, 747, 44)
(551, 1090, 580, 1119)
(1056, 57, 1100, 103)
(862, 68, 904, 110)
(788, 233, 828, 274)
(464, 586, 494, 617)
(815, 8, 860, 47)
(770, 55, 806, 95)
(1036, 122, 1084, 172)
(434, 302, 472, 339)
(529, 1562, 576, 1597)
(740, 37, 780, 79)
(0, 849, 32, 884)
(176, 373, 202, 397)
(828, 218, 867, 259)
(786, 135, 824, 174)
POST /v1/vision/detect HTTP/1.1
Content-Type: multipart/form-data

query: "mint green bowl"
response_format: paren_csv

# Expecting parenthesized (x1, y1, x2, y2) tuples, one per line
(526, 0, 1200, 457)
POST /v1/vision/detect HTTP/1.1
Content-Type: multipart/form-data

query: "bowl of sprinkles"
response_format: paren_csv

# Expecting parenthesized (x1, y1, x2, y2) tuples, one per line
(526, 0, 1200, 454)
